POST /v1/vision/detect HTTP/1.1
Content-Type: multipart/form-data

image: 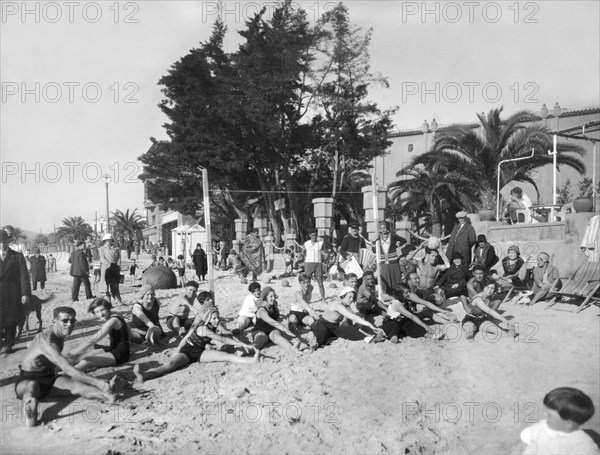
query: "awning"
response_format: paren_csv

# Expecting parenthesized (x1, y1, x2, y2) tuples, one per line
(554, 121, 600, 142)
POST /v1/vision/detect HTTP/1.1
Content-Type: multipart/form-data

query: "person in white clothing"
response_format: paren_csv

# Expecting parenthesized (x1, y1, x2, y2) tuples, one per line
(302, 228, 326, 306)
(233, 282, 261, 334)
(516, 387, 599, 454)
(287, 273, 319, 335)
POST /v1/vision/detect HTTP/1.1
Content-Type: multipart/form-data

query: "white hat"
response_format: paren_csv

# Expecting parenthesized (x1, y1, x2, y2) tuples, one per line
(102, 233, 114, 241)
(338, 286, 357, 299)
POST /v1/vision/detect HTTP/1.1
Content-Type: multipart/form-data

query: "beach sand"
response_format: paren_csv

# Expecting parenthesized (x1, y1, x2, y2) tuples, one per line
(1, 252, 599, 454)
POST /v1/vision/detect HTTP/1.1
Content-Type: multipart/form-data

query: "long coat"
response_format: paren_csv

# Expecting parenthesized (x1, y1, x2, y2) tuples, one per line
(445, 222, 477, 264)
(0, 249, 31, 325)
(100, 244, 121, 286)
(29, 255, 47, 282)
(192, 248, 208, 277)
(69, 249, 90, 276)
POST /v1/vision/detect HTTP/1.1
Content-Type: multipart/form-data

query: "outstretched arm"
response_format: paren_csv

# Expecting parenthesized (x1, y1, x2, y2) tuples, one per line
(69, 318, 117, 358)
(39, 337, 109, 392)
(256, 308, 295, 338)
(198, 325, 254, 350)
(473, 298, 510, 326)
(333, 302, 378, 332)
(293, 291, 318, 319)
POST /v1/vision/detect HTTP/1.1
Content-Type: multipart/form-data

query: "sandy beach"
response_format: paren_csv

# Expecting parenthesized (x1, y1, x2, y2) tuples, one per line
(1, 252, 599, 454)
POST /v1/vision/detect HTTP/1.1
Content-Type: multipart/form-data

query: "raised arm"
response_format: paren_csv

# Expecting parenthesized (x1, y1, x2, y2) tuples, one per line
(437, 247, 450, 270)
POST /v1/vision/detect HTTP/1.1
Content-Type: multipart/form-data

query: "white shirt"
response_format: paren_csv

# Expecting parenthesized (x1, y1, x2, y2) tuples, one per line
(238, 293, 258, 318)
(380, 236, 391, 255)
(303, 240, 323, 264)
(521, 420, 600, 454)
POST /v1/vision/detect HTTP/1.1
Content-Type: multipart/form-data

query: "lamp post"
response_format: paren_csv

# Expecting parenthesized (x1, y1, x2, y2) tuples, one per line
(100, 174, 111, 234)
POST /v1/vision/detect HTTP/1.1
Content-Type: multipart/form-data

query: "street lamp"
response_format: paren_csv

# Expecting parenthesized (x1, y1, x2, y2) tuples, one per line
(100, 174, 111, 234)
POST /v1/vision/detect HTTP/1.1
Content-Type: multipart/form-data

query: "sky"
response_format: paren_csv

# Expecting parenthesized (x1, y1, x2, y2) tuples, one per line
(1, 0, 599, 233)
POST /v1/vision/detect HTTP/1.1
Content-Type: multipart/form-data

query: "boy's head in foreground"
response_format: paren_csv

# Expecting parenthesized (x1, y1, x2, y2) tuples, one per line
(543, 387, 595, 431)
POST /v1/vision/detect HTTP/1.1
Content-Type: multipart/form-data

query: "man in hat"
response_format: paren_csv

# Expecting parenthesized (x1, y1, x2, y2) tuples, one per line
(445, 211, 476, 265)
(471, 234, 499, 272)
(302, 228, 326, 306)
(99, 233, 122, 305)
(374, 221, 407, 294)
(0, 230, 31, 354)
(29, 248, 47, 291)
(339, 221, 366, 263)
(69, 240, 94, 302)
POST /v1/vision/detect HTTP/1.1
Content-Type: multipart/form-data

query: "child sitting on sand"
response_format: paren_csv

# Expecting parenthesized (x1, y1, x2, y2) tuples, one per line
(288, 273, 319, 335)
(133, 307, 258, 383)
(311, 287, 385, 350)
(516, 387, 599, 454)
(233, 282, 261, 334)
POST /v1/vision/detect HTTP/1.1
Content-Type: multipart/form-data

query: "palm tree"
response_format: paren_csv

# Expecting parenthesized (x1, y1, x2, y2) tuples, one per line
(111, 209, 147, 244)
(388, 167, 477, 236)
(56, 216, 93, 242)
(412, 107, 586, 210)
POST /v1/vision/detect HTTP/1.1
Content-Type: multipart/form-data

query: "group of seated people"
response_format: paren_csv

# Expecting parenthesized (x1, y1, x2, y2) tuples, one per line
(14, 235, 563, 429)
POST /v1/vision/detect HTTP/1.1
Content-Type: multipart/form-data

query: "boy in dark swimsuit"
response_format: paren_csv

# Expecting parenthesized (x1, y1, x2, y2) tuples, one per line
(15, 306, 118, 427)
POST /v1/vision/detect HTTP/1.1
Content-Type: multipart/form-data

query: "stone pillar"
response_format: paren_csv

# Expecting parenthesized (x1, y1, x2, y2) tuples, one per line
(313, 197, 334, 239)
(264, 232, 274, 272)
(362, 185, 387, 241)
(254, 216, 268, 240)
(233, 218, 248, 254)
(395, 219, 411, 241)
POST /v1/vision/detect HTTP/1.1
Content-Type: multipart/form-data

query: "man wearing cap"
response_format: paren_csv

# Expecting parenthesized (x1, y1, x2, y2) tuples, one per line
(69, 240, 94, 302)
(374, 221, 407, 294)
(471, 234, 499, 272)
(446, 211, 476, 265)
(0, 230, 31, 354)
(302, 228, 326, 306)
(339, 221, 366, 263)
(29, 248, 47, 291)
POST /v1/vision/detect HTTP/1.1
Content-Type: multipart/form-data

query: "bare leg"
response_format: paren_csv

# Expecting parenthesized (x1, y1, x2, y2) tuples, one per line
(133, 354, 190, 383)
(234, 316, 252, 333)
(74, 351, 117, 371)
(15, 381, 41, 427)
(316, 276, 326, 305)
(200, 349, 260, 364)
(51, 376, 116, 403)
(269, 330, 301, 351)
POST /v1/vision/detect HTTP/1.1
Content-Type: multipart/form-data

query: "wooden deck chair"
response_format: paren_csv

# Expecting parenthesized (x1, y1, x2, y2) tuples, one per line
(545, 261, 600, 313)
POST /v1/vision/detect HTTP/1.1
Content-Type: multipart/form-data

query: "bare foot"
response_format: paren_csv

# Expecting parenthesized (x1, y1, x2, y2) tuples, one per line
(133, 364, 145, 384)
(293, 340, 302, 351)
(24, 398, 39, 428)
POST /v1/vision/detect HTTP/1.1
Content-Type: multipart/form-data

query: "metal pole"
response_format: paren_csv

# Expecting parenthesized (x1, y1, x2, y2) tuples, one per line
(202, 168, 215, 297)
(105, 181, 110, 234)
(551, 135, 557, 221)
(372, 166, 383, 301)
(593, 142, 598, 212)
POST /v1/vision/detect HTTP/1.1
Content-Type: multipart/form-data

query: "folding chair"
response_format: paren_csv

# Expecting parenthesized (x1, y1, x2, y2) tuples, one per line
(545, 261, 600, 313)
(514, 209, 531, 224)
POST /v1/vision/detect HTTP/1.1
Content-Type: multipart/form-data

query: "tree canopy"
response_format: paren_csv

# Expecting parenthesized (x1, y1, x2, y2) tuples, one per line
(138, 1, 395, 241)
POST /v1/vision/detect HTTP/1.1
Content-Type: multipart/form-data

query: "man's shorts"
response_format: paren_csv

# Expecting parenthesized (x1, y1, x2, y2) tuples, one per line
(289, 310, 311, 325)
(304, 262, 323, 278)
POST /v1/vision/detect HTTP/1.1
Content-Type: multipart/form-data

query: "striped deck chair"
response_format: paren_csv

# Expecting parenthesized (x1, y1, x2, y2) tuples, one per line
(545, 261, 600, 313)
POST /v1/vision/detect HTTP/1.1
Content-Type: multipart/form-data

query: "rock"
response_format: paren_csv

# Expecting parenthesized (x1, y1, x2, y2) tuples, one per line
(328, 282, 338, 289)
(281, 280, 290, 287)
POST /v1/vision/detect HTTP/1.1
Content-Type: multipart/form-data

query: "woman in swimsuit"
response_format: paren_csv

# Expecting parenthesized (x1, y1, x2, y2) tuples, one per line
(462, 278, 517, 339)
(253, 286, 307, 351)
(311, 287, 385, 349)
(133, 307, 258, 383)
(67, 298, 130, 371)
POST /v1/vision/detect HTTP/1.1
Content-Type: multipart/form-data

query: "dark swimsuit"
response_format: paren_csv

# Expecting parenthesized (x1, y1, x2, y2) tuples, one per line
(102, 315, 130, 364)
(179, 323, 214, 362)
(253, 303, 280, 337)
(462, 296, 489, 330)
(15, 335, 63, 399)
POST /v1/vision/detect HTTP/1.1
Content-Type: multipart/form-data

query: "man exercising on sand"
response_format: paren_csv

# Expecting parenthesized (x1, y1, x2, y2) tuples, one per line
(407, 243, 450, 306)
(15, 306, 118, 428)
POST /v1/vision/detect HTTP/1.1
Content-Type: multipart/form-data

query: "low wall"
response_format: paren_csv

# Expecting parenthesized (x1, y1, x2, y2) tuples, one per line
(470, 213, 595, 276)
